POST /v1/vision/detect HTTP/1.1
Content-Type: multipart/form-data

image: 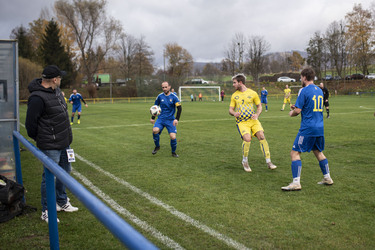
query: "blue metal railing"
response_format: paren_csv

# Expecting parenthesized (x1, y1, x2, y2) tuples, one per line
(13, 131, 158, 250)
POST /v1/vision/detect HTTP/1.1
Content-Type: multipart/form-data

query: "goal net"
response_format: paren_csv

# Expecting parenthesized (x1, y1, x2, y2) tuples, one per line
(178, 86, 221, 102)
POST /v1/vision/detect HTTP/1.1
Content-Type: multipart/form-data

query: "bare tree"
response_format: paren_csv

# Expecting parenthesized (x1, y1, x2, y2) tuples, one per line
(133, 35, 154, 82)
(117, 33, 137, 82)
(224, 33, 246, 75)
(246, 35, 270, 84)
(325, 20, 347, 78)
(55, 0, 122, 86)
(306, 31, 326, 79)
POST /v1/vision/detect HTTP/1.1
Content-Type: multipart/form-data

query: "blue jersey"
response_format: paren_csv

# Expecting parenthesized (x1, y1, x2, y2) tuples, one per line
(261, 90, 268, 99)
(69, 93, 84, 106)
(295, 84, 324, 136)
(154, 92, 181, 120)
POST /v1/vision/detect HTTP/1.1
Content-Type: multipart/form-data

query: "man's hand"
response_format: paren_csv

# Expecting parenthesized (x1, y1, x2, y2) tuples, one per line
(251, 113, 259, 120)
(233, 112, 241, 118)
(291, 104, 296, 110)
(85, 104, 88, 107)
(70, 101, 73, 104)
(173, 119, 179, 126)
(150, 119, 155, 124)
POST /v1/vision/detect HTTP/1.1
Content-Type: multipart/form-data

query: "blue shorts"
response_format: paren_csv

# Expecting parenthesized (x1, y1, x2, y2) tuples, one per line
(292, 134, 325, 152)
(72, 105, 82, 113)
(154, 119, 177, 134)
(261, 98, 267, 104)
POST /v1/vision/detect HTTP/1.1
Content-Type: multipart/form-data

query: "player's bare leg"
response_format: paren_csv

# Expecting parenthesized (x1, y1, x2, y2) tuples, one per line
(241, 134, 252, 172)
(255, 131, 277, 170)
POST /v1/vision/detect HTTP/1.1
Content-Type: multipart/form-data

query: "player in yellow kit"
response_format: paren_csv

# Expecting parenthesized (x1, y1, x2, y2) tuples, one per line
(281, 84, 292, 111)
(229, 74, 277, 172)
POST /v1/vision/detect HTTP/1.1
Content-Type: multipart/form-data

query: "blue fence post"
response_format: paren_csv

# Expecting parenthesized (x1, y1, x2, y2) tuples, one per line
(12, 135, 23, 186)
(12, 131, 158, 250)
(45, 167, 60, 250)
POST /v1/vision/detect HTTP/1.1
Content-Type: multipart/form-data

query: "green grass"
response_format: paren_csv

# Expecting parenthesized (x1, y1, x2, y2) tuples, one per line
(1, 95, 375, 249)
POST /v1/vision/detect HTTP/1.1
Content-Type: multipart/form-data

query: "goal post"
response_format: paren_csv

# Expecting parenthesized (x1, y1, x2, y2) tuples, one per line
(178, 86, 221, 102)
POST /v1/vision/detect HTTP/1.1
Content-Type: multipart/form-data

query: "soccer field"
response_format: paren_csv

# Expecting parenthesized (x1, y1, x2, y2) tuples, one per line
(3, 95, 375, 249)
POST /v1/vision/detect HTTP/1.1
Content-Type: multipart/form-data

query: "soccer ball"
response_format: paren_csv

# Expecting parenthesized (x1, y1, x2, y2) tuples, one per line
(150, 105, 161, 116)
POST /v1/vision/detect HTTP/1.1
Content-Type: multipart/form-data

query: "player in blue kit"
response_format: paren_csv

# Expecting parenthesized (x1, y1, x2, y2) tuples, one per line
(282, 67, 333, 191)
(150, 81, 182, 157)
(69, 89, 88, 125)
(261, 87, 268, 112)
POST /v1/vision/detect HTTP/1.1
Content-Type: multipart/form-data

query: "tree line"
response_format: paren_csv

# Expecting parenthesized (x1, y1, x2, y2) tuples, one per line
(10, 1, 375, 98)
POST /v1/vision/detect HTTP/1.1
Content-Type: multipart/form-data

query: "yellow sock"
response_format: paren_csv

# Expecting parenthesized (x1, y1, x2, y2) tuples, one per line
(242, 141, 251, 158)
(259, 139, 270, 159)
(282, 104, 285, 110)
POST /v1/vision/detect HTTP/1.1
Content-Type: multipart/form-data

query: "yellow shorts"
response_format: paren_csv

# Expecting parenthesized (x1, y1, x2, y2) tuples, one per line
(284, 98, 291, 104)
(236, 119, 264, 138)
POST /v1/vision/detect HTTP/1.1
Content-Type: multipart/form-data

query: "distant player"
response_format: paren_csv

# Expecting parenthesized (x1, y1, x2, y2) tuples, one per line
(69, 89, 88, 125)
(150, 81, 182, 158)
(281, 84, 292, 111)
(198, 93, 202, 101)
(221, 90, 225, 102)
(261, 87, 268, 112)
(229, 74, 277, 172)
(282, 68, 333, 191)
(319, 82, 330, 118)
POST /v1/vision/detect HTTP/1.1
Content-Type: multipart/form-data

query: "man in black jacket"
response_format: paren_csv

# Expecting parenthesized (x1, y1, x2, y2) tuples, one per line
(26, 65, 78, 223)
(319, 82, 330, 118)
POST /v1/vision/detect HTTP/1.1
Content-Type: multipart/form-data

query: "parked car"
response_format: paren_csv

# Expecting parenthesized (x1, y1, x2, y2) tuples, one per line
(351, 73, 364, 80)
(345, 75, 352, 80)
(323, 75, 333, 80)
(334, 76, 341, 80)
(365, 73, 375, 79)
(277, 76, 296, 82)
(191, 78, 209, 84)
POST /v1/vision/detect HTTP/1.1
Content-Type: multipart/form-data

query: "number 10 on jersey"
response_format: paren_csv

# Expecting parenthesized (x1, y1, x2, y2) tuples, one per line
(312, 95, 323, 112)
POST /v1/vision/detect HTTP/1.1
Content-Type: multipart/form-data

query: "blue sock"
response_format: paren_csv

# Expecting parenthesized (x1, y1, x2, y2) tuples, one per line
(291, 160, 302, 178)
(266, 105, 268, 111)
(153, 133, 160, 147)
(71, 116, 74, 122)
(319, 159, 329, 175)
(170, 139, 177, 153)
(78, 114, 80, 119)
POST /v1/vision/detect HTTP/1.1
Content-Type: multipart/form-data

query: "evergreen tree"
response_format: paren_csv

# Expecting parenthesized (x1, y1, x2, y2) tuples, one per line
(10, 25, 34, 60)
(39, 19, 74, 88)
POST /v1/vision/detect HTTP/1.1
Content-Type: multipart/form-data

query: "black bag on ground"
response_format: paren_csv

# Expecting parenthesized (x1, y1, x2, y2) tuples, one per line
(0, 175, 26, 223)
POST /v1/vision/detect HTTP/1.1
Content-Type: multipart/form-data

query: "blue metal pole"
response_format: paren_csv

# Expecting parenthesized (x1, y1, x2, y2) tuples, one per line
(45, 167, 60, 250)
(12, 135, 23, 186)
(13, 131, 157, 250)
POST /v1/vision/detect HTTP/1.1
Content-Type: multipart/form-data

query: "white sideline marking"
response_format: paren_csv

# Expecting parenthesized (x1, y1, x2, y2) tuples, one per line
(359, 106, 374, 110)
(71, 168, 184, 250)
(75, 154, 250, 250)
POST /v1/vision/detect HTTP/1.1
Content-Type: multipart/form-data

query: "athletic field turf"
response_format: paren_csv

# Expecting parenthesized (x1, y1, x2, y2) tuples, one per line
(2, 95, 375, 249)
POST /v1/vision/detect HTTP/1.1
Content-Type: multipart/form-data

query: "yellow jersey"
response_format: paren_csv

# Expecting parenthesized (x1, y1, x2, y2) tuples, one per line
(230, 88, 260, 123)
(284, 88, 291, 98)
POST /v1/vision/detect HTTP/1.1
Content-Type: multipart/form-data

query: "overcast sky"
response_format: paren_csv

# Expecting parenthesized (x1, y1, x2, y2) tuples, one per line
(1, 0, 374, 66)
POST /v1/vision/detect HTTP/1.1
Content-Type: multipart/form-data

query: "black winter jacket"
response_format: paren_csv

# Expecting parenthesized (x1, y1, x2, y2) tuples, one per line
(25, 78, 72, 150)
